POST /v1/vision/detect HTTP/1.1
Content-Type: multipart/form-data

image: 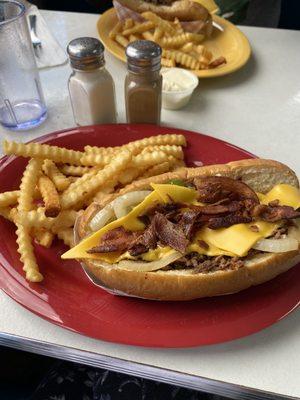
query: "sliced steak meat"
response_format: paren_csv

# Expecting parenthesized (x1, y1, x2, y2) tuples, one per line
(169, 252, 244, 273)
(194, 176, 259, 204)
(178, 209, 201, 239)
(253, 204, 300, 222)
(152, 212, 189, 253)
(189, 200, 243, 215)
(207, 212, 252, 229)
(87, 227, 140, 254)
(128, 223, 158, 256)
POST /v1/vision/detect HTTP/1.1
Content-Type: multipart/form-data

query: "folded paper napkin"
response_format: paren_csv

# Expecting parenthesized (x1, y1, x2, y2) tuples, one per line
(26, 5, 68, 69)
(113, 0, 207, 33)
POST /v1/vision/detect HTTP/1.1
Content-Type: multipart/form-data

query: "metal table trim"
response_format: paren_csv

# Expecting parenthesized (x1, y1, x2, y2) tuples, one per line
(0, 332, 296, 400)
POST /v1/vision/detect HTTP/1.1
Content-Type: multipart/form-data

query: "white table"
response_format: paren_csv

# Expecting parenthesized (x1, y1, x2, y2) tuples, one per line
(1, 10, 300, 400)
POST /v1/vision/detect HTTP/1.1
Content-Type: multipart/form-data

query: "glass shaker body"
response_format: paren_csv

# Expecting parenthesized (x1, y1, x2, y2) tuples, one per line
(67, 37, 117, 127)
(0, 1, 47, 130)
(68, 66, 117, 126)
(125, 40, 162, 125)
(125, 70, 162, 124)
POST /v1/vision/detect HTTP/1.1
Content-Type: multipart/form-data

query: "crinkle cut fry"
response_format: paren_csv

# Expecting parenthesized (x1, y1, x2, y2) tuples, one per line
(3, 140, 85, 166)
(60, 150, 132, 209)
(16, 208, 78, 230)
(83, 134, 186, 156)
(38, 174, 61, 217)
(59, 165, 91, 177)
(141, 145, 184, 159)
(42, 160, 70, 191)
(34, 228, 54, 248)
(56, 228, 74, 248)
(16, 223, 43, 282)
(18, 158, 43, 212)
(0, 190, 19, 208)
(0, 207, 14, 221)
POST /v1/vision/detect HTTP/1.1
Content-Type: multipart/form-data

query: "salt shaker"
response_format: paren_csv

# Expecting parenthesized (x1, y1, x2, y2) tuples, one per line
(125, 40, 162, 124)
(67, 37, 117, 126)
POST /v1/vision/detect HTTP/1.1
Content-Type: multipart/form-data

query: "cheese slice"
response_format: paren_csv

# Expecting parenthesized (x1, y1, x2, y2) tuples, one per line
(197, 221, 278, 257)
(62, 190, 161, 259)
(63, 183, 297, 262)
(151, 183, 197, 203)
(262, 184, 300, 209)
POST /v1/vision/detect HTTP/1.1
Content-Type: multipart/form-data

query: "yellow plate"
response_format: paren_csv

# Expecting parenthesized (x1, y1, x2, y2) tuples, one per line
(193, 0, 219, 14)
(97, 8, 251, 78)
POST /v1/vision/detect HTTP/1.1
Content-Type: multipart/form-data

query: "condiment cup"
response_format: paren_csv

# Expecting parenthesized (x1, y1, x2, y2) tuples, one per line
(161, 68, 199, 110)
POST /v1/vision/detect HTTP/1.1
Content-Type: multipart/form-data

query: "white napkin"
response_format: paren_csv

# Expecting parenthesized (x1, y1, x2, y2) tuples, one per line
(26, 5, 68, 69)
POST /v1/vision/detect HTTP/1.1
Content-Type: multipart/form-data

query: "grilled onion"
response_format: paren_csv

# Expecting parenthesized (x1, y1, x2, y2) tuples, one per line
(113, 191, 151, 219)
(89, 204, 114, 232)
(93, 251, 182, 272)
(253, 237, 299, 253)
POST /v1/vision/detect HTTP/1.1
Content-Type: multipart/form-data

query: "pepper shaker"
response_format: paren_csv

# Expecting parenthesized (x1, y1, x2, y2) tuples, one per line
(125, 40, 162, 125)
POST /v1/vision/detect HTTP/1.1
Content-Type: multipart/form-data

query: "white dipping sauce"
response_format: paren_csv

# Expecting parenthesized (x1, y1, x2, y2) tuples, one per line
(161, 67, 199, 110)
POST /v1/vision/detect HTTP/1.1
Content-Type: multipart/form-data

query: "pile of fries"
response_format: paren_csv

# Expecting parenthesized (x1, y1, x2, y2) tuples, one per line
(0, 134, 186, 282)
(110, 11, 226, 70)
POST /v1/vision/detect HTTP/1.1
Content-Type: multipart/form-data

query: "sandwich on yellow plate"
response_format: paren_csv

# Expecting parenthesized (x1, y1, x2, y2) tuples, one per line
(63, 159, 300, 301)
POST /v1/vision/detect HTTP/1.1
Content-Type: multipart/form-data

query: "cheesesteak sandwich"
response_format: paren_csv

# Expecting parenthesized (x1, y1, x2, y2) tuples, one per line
(62, 159, 300, 301)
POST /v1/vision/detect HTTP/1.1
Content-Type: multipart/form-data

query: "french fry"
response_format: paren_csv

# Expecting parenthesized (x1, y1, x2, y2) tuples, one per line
(34, 228, 54, 248)
(43, 160, 70, 191)
(153, 27, 163, 41)
(141, 12, 175, 34)
(141, 145, 184, 160)
(60, 150, 131, 209)
(16, 223, 43, 282)
(132, 150, 170, 169)
(160, 33, 203, 49)
(139, 161, 170, 179)
(109, 21, 122, 39)
(122, 21, 154, 36)
(124, 18, 134, 30)
(0, 190, 19, 208)
(80, 153, 110, 166)
(59, 165, 91, 177)
(18, 159, 43, 212)
(84, 145, 117, 155)
(180, 42, 194, 53)
(3, 140, 85, 166)
(63, 167, 101, 195)
(15, 208, 78, 230)
(142, 31, 154, 41)
(115, 34, 129, 48)
(161, 58, 176, 68)
(56, 228, 74, 248)
(0, 207, 14, 222)
(84, 134, 186, 156)
(118, 167, 141, 185)
(129, 33, 141, 43)
(162, 49, 200, 70)
(173, 18, 184, 34)
(38, 174, 61, 217)
(209, 56, 227, 69)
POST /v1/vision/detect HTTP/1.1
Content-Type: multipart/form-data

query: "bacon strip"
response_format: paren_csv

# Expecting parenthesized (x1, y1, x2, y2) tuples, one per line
(152, 213, 188, 253)
(207, 213, 252, 229)
(87, 227, 140, 253)
(194, 176, 259, 204)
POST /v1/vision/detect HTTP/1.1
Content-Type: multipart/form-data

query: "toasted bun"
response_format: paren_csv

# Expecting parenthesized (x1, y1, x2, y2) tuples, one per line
(117, 0, 212, 23)
(77, 159, 300, 301)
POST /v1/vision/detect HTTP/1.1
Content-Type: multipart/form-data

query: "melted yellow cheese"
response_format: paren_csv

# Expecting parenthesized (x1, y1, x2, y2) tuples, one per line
(151, 183, 197, 203)
(62, 183, 298, 262)
(62, 190, 161, 259)
(197, 221, 278, 257)
(262, 184, 300, 209)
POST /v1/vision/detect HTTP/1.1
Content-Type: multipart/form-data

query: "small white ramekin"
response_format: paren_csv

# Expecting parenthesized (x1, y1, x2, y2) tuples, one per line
(161, 68, 199, 110)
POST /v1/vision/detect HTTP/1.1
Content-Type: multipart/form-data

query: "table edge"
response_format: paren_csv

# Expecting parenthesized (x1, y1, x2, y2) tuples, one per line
(0, 332, 296, 400)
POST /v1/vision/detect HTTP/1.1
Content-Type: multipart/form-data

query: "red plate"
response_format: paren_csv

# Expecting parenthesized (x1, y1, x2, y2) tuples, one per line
(0, 124, 299, 347)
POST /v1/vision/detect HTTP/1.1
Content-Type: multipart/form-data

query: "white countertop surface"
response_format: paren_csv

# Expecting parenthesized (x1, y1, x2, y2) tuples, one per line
(1, 10, 300, 399)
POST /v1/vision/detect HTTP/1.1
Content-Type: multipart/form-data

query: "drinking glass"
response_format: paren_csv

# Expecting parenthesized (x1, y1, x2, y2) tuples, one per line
(0, 0, 47, 130)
